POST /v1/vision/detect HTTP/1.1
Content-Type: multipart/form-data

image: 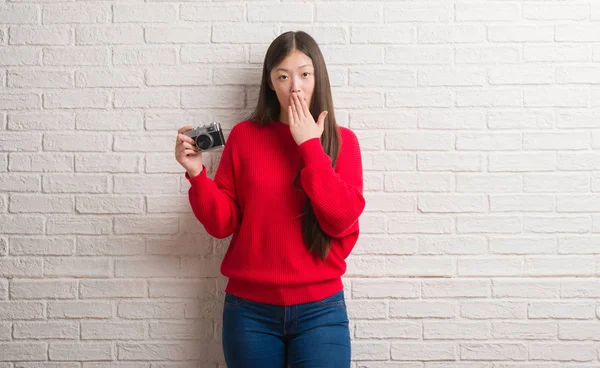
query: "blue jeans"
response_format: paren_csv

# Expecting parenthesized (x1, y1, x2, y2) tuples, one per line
(222, 290, 351, 368)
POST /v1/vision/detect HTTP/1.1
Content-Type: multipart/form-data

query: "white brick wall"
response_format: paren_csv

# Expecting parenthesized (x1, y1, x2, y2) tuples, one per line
(1, 0, 600, 366)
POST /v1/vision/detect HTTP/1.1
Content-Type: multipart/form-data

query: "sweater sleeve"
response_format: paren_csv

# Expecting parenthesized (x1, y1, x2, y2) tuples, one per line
(185, 126, 241, 239)
(298, 128, 366, 238)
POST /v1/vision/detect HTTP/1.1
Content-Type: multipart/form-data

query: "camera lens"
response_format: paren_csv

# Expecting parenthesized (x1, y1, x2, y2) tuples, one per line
(195, 133, 213, 150)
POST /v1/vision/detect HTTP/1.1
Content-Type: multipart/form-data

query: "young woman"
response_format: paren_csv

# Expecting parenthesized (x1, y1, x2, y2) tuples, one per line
(174, 31, 365, 368)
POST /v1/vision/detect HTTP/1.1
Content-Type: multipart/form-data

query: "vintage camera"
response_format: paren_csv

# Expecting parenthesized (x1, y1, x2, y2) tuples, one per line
(182, 122, 226, 152)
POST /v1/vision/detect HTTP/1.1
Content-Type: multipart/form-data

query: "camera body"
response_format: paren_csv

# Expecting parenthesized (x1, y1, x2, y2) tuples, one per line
(182, 122, 226, 152)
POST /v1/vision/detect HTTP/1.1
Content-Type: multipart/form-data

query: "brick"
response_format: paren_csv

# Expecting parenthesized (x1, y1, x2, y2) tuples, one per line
(44, 47, 109, 66)
(0, 5, 38, 24)
(489, 25, 554, 42)
(113, 175, 179, 194)
(80, 280, 146, 299)
(10, 237, 74, 256)
(76, 196, 143, 214)
(76, 236, 145, 256)
(147, 67, 211, 86)
(456, 3, 520, 21)
(43, 174, 109, 193)
(524, 3, 588, 20)
(489, 153, 555, 172)
(524, 173, 589, 192)
(488, 110, 554, 130)
(559, 236, 600, 254)
(48, 301, 112, 319)
(529, 302, 595, 319)
(456, 88, 522, 107)
(488, 66, 554, 85)
(114, 4, 177, 23)
(0, 132, 42, 151)
(386, 46, 451, 64)
(0, 215, 44, 234)
(114, 89, 179, 109)
(0, 343, 46, 360)
(353, 279, 419, 299)
(75, 154, 140, 174)
(45, 257, 112, 278)
(181, 4, 244, 22)
(118, 301, 185, 319)
(524, 216, 590, 234)
(388, 89, 452, 107)
(0, 174, 41, 192)
(418, 153, 482, 171)
(419, 236, 486, 255)
(494, 279, 560, 298)
(49, 343, 112, 361)
(46, 216, 111, 235)
(8, 70, 73, 88)
(11, 280, 77, 300)
(181, 45, 245, 64)
(419, 67, 486, 87)
(149, 280, 215, 299)
(529, 343, 596, 361)
(0, 301, 45, 320)
(114, 216, 178, 235)
(352, 341, 389, 361)
(113, 47, 177, 66)
(391, 342, 455, 361)
(8, 112, 74, 130)
(490, 195, 554, 213)
(352, 25, 414, 44)
(457, 257, 523, 276)
(387, 256, 453, 277)
(149, 321, 212, 340)
(461, 301, 527, 319)
(13, 322, 78, 340)
(76, 111, 142, 131)
(9, 194, 73, 213)
(0, 48, 40, 66)
(145, 154, 184, 174)
(82, 322, 146, 340)
(356, 321, 420, 339)
(456, 46, 520, 64)
(364, 193, 413, 212)
(117, 343, 184, 361)
(385, 3, 452, 22)
(423, 279, 489, 298)
(181, 87, 244, 109)
(9, 26, 71, 46)
(145, 26, 211, 44)
(0, 93, 41, 110)
(76, 70, 144, 88)
(44, 91, 110, 109)
(43, 5, 109, 24)
(524, 45, 590, 62)
(115, 258, 179, 278)
(320, 45, 384, 64)
(76, 25, 143, 45)
(424, 321, 490, 340)
(459, 343, 527, 360)
(345, 300, 388, 320)
(418, 24, 485, 44)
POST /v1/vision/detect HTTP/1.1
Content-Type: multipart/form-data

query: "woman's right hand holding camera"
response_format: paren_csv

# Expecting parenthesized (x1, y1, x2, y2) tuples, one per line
(175, 126, 203, 178)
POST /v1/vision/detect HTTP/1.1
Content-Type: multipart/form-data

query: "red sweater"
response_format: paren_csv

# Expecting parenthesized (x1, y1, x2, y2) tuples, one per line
(185, 119, 365, 306)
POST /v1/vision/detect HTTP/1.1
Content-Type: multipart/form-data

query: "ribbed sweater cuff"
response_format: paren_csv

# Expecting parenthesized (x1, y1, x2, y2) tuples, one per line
(184, 165, 207, 186)
(298, 138, 330, 166)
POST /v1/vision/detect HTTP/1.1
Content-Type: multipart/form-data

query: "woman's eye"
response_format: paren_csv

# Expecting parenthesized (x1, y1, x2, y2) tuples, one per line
(303, 72, 311, 77)
(279, 76, 288, 80)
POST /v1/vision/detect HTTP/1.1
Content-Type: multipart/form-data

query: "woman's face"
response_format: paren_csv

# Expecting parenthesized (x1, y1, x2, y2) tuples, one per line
(269, 49, 315, 123)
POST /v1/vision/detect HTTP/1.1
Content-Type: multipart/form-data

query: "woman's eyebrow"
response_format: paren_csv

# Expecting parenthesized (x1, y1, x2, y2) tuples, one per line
(275, 64, 314, 72)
